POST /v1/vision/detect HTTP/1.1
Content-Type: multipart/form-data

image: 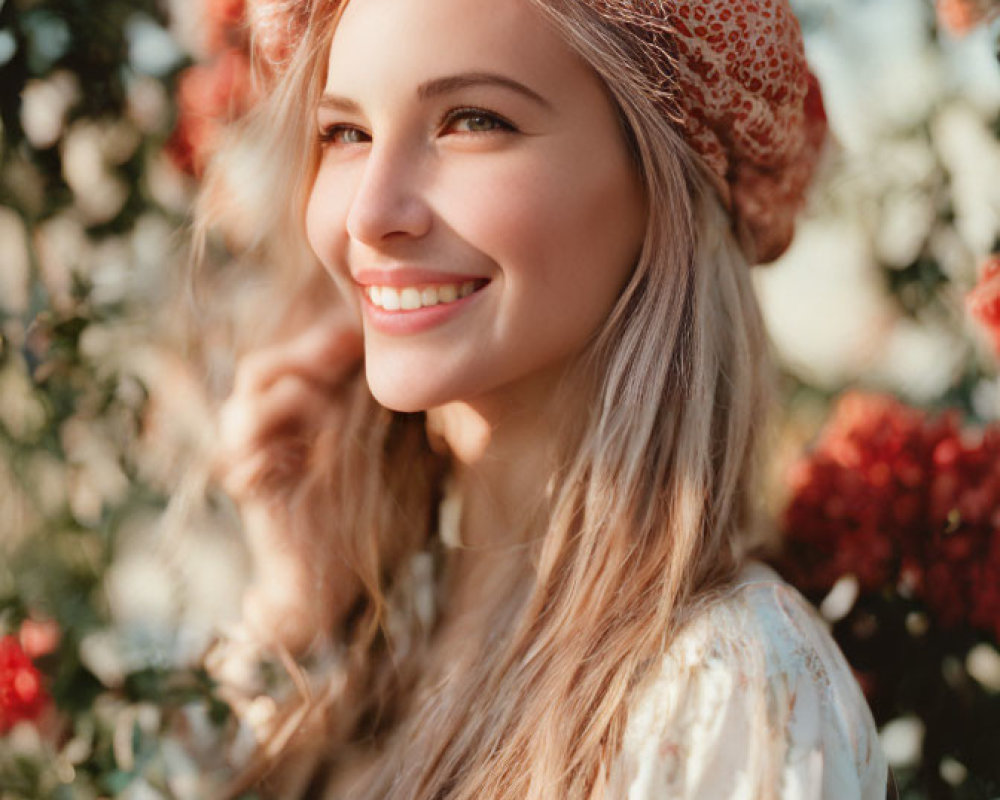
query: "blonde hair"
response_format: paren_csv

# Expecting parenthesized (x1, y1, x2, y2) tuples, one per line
(195, 1, 774, 797)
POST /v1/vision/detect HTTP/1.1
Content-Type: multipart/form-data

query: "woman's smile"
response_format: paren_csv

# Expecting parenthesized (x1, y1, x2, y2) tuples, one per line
(364, 281, 487, 310)
(359, 277, 492, 335)
(351, 265, 492, 333)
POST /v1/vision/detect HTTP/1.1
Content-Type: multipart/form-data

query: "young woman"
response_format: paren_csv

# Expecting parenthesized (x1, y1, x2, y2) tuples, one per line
(199, 0, 890, 797)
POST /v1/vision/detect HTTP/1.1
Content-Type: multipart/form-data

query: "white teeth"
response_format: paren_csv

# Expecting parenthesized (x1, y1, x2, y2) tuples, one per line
(381, 287, 401, 311)
(400, 287, 421, 310)
(366, 281, 481, 311)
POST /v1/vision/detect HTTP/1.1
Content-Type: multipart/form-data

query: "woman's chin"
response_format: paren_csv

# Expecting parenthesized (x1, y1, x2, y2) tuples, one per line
(364, 366, 450, 414)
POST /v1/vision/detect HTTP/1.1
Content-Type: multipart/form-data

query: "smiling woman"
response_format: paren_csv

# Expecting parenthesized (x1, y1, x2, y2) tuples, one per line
(194, 0, 889, 798)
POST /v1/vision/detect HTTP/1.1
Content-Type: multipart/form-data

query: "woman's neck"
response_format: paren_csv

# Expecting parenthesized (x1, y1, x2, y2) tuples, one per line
(427, 361, 590, 551)
(428, 402, 548, 553)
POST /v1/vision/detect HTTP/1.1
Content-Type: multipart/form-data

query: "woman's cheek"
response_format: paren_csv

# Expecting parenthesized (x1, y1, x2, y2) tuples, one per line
(307, 175, 349, 263)
(445, 161, 561, 270)
(304, 178, 359, 312)
(304, 181, 331, 266)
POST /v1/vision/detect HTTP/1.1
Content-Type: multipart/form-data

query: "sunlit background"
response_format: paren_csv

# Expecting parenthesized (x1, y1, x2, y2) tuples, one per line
(1, 0, 999, 797)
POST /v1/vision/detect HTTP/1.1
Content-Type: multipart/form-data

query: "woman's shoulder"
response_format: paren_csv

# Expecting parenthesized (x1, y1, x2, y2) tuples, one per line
(668, 561, 858, 684)
(607, 561, 889, 800)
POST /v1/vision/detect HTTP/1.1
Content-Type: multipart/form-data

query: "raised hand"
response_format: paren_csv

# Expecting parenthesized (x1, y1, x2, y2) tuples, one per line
(216, 304, 364, 654)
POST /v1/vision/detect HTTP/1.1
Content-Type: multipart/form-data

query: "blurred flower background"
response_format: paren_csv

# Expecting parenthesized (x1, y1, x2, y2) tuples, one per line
(0, 0, 999, 797)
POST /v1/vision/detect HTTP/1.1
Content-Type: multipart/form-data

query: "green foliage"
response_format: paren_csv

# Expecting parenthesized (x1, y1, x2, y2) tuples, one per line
(0, 1, 238, 796)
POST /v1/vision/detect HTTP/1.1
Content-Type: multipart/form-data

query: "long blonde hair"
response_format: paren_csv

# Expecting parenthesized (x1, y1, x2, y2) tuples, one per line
(196, 0, 774, 796)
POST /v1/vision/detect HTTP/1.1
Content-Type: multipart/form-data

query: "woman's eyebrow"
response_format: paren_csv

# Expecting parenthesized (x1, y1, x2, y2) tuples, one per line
(317, 71, 553, 113)
(416, 72, 553, 109)
(317, 94, 362, 114)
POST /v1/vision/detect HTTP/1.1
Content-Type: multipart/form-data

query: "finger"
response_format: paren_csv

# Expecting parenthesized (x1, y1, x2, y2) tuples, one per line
(218, 422, 323, 500)
(216, 399, 337, 502)
(283, 311, 363, 388)
(217, 447, 277, 500)
(233, 310, 362, 397)
(250, 374, 339, 440)
(219, 374, 337, 453)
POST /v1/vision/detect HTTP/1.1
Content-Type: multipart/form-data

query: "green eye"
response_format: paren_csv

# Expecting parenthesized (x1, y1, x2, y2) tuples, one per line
(458, 114, 499, 132)
(444, 108, 516, 135)
(339, 128, 367, 143)
(319, 125, 370, 146)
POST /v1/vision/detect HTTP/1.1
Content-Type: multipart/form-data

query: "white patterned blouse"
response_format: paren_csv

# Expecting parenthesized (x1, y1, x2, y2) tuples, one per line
(607, 562, 890, 800)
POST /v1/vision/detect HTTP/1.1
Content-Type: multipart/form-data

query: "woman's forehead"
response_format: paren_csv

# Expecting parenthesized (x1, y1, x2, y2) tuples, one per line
(323, 0, 580, 96)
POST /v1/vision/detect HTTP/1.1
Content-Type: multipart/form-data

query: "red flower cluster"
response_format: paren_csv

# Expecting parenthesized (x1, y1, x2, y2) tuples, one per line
(166, 49, 255, 177)
(924, 426, 1000, 634)
(0, 635, 48, 734)
(780, 392, 1000, 641)
(165, 0, 255, 176)
(936, 0, 1000, 35)
(967, 255, 1000, 357)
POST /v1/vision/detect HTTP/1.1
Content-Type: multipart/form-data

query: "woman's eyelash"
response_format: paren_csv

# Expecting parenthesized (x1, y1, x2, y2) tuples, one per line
(317, 107, 517, 145)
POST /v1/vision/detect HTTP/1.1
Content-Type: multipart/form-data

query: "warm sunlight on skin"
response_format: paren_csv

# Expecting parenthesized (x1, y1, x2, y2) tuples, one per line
(304, 0, 648, 424)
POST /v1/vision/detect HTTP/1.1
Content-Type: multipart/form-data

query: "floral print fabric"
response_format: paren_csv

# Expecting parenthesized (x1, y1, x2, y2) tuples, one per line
(608, 562, 888, 800)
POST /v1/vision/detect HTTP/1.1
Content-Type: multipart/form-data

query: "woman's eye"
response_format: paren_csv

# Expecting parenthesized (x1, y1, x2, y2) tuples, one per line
(442, 109, 515, 135)
(317, 111, 515, 146)
(318, 125, 370, 146)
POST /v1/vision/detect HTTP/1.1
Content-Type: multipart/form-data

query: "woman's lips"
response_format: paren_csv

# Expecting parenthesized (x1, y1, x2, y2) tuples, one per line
(358, 278, 491, 335)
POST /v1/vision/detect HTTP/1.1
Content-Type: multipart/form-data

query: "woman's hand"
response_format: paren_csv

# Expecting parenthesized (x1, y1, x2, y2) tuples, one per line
(216, 305, 364, 654)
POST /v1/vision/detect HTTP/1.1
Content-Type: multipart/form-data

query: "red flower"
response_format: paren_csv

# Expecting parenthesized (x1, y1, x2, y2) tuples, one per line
(165, 48, 256, 177)
(18, 618, 60, 660)
(780, 393, 950, 595)
(937, 0, 1000, 35)
(0, 635, 49, 734)
(779, 392, 1000, 641)
(923, 427, 1000, 639)
(967, 255, 1000, 357)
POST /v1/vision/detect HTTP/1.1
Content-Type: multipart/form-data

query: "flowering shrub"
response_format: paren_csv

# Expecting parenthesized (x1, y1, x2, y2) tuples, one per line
(0, 0, 249, 795)
(164, 0, 303, 175)
(164, 0, 257, 176)
(775, 391, 1000, 795)
(0, 636, 49, 735)
(924, 424, 1000, 638)
(165, 48, 255, 176)
(781, 393, 939, 595)
(780, 391, 1000, 643)
(769, 5, 1000, 794)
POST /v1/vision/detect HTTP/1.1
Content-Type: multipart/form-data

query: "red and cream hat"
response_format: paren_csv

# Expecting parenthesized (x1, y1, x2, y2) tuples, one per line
(248, 0, 828, 264)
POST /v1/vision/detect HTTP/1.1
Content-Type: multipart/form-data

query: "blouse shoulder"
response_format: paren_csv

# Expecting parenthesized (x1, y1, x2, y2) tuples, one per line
(607, 562, 888, 800)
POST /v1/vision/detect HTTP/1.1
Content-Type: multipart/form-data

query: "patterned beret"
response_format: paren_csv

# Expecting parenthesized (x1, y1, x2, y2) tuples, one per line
(250, 0, 827, 263)
(581, 0, 828, 263)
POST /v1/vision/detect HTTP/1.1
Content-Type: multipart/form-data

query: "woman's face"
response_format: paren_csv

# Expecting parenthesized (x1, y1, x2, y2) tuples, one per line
(306, 0, 647, 413)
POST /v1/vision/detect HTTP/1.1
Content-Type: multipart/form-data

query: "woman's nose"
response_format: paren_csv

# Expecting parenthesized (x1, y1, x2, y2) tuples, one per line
(345, 142, 433, 246)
